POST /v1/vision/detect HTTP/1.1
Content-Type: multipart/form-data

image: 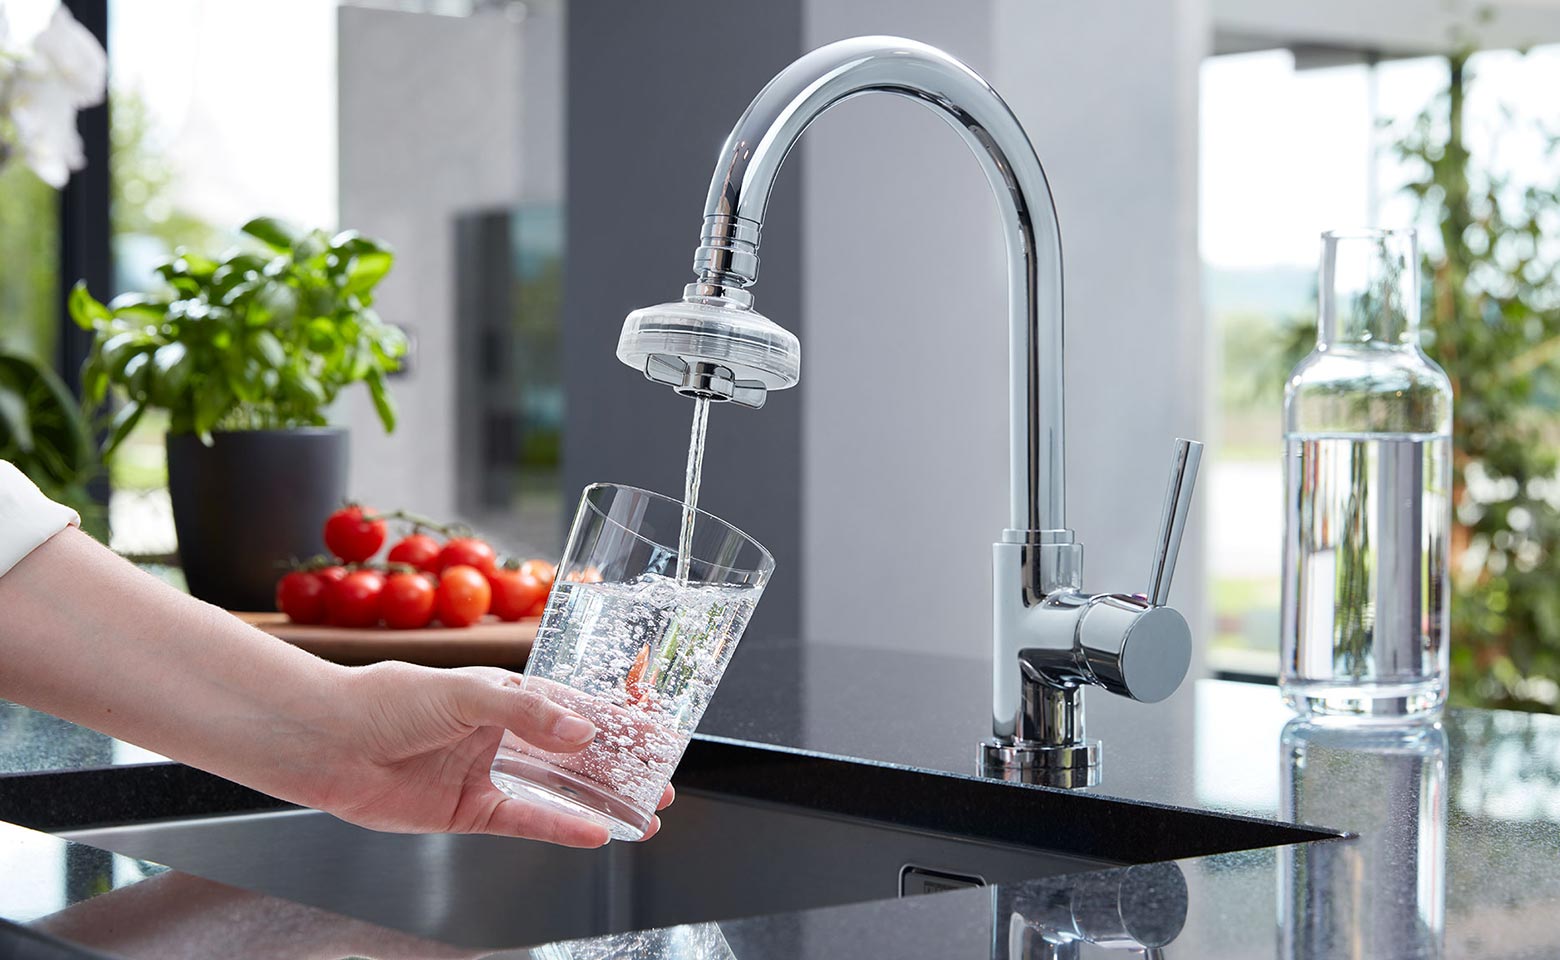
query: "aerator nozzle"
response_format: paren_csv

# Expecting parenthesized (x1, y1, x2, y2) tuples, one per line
(617, 298, 800, 410)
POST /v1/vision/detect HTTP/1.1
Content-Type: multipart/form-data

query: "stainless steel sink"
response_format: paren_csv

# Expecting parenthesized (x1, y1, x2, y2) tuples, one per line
(53, 739, 1328, 950)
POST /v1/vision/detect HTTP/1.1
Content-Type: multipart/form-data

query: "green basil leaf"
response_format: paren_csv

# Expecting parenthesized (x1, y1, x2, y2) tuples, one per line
(68, 282, 111, 329)
(367, 371, 396, 434)
(150, 343, 191, 405)
(256, 281, 299, 327)
(193, 376, 231, 437)
(103, 399, 145, 458)
(344, 250, 393, 296)
(109, 301, 168, 326)
(328, 229, 369, 253)
(121, 352, 151, 394)
(80, 355, 109, 408)
(180, 252, 218, 279)
(251, 330, 286, 368)
(241, 217, 301, 251)
(229, 369, 261, 404)
(99, 332, 146, 377)
(220, 278, 260, 308)
(293, 231, 328, 262)
(284, 369, 326, 406)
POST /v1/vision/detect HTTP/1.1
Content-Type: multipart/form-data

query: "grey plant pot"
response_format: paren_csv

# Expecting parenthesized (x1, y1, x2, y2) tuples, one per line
(165, 428, 348, 611)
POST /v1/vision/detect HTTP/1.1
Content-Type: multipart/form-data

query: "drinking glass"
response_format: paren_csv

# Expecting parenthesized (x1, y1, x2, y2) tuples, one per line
(489, 483, 773, 841)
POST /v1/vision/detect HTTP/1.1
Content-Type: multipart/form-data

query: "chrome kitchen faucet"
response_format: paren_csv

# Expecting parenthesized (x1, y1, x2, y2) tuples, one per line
(616, 36, 1201, 785)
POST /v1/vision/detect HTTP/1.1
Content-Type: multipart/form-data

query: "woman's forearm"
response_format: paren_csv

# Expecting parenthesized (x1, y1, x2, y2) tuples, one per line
(0, 526, 626, 846)
(0, 527, 351, 806)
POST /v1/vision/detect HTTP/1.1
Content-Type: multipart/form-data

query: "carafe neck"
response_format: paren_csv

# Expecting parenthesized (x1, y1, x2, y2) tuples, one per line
(1317, 229, 1420, 349)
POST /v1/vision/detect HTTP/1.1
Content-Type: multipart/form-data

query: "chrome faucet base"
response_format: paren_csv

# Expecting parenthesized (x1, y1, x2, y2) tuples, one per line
(978, 738, 1101, 789)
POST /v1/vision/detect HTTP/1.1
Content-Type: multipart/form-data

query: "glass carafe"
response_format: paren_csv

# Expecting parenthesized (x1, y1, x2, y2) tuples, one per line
(1280, 228, 1453, 720)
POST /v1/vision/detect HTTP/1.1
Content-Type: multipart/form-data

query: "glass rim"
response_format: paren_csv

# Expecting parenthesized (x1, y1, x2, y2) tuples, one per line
(580, 482, 775, 578)
(1320, 227, 1416, 241)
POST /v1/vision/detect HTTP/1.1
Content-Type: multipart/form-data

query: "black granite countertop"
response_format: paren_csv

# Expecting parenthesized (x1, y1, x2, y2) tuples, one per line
(3, 643, 1559, 959)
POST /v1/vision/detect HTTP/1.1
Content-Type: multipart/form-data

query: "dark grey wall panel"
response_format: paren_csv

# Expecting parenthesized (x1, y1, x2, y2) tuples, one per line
(563, 1, 805, 645)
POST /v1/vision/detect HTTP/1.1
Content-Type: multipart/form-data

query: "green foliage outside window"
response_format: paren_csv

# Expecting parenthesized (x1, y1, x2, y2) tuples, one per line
(0, 163, 58, 363)
(1412, 54, 1560, 710)
(1272, 52, 1560, 710)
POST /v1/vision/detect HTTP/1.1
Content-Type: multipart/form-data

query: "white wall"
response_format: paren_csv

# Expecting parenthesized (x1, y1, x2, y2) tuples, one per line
(337, 8, 524, 519)
(800, 1, 1211, 660)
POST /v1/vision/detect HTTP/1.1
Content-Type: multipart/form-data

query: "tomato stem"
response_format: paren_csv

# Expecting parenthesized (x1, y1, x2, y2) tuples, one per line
(360, 508, 472, 539)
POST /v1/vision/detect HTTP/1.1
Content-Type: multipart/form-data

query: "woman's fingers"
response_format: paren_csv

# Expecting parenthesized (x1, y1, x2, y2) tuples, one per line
(658, 783, 675, 810)
(446, 670, 596, 753)
(480, 794, 611, 847)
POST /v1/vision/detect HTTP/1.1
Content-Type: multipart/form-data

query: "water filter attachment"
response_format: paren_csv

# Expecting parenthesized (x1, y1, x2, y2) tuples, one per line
(617, 298, 800, 409)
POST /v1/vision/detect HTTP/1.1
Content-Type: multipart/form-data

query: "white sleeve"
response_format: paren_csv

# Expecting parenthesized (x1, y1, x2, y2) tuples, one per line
(0, 460, 82, 578)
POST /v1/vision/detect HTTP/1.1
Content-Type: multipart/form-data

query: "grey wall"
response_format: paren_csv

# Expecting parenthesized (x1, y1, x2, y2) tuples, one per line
(991, 0, 1209, 653)
(517, 0, 565, 206)
(799, 1, 1007, 655)
(562, 1, 805, 645)
(562, 0, 1209, 662)
(338, 7, 524, 521)
(799, 0, 1210, 662)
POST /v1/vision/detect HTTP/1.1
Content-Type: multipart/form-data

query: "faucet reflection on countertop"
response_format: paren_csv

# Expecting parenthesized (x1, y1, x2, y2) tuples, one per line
(614, 35, 1201, 786)
(992, 862, 1189, 960)
(1280, 719, 1448, 960)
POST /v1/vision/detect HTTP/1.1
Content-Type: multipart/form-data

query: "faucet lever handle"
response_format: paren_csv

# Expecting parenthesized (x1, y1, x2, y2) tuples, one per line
(1146, 438, 1204, 606)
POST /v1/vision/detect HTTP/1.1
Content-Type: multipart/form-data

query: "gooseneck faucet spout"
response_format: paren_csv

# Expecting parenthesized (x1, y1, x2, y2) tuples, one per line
(617, 36, 1200, 784)
(687, 36, 1065, 535)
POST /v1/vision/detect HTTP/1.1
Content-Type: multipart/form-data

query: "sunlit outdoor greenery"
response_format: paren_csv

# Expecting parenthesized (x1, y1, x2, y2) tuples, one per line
(0, 161, 58, 363)
(1227, 49, 1560, 711)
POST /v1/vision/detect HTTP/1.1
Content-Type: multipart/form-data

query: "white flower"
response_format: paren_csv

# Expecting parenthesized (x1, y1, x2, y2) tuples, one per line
(11, 72, 83, 187)
(27, 5, 106, 107)
(3, 5, 107, 188)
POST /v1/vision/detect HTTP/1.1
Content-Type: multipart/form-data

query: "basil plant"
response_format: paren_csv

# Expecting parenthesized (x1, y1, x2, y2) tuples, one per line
(70, 217, 406, 454)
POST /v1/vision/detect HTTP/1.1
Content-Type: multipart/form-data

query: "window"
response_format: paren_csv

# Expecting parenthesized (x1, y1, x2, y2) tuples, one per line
(1201, 44, 1560, 679)
(104, 0, 337, 557)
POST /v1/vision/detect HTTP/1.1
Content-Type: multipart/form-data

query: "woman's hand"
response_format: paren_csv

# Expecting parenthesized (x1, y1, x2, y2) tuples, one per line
(0, 528, 672, 850)
(301, 662, 674, 847)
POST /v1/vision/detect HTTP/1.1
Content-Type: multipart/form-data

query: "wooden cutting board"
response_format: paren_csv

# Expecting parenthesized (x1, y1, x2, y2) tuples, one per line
(235, 612, 536, 670)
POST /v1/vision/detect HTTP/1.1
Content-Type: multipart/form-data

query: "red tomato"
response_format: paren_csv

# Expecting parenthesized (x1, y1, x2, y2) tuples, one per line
(518, 558, 556, 588)
(275, 571, 326, 624)
(324, 506, 387, 563)
(382, 571, 436, 629)
(326, 570, 385, 628)
(315, 565, 349, 584)
(526, 595, 548, 618)
(387, 533, 442, 572)
(437, 565, 492, 627)
(488, 568, 548, 622)
(564, 565, 603, 584)
(437, 537, 498, 577)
